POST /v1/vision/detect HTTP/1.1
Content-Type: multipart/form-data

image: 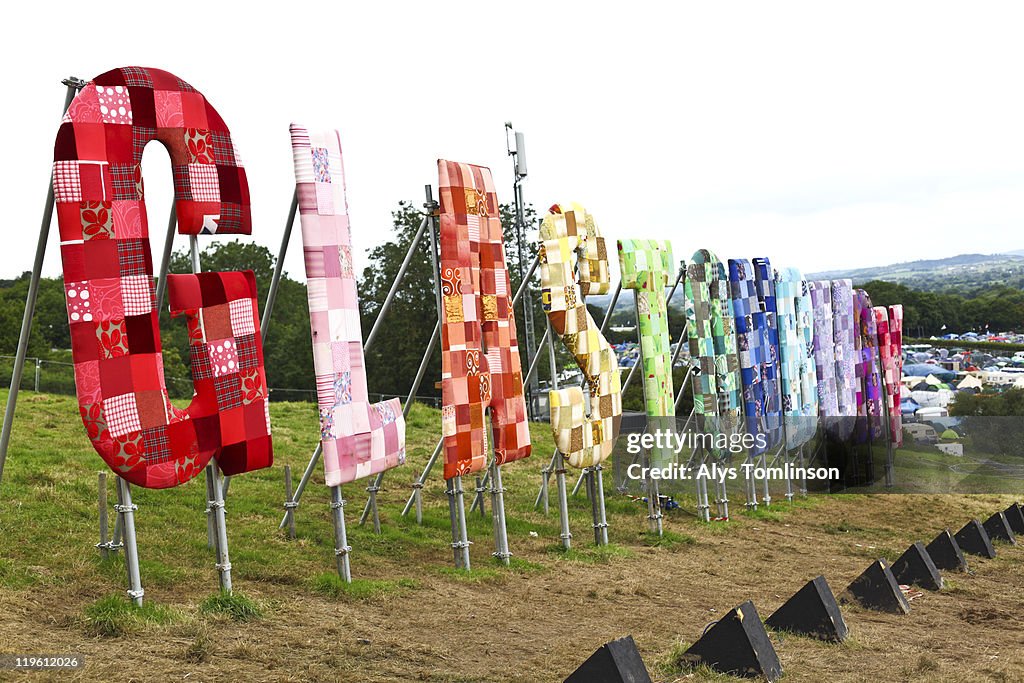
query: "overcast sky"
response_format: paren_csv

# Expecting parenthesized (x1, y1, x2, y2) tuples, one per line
(4, 2, 1022, 283)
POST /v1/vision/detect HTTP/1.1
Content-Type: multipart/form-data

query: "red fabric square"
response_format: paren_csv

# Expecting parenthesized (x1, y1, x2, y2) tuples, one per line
(125, 314, 158, 354)
(136, 390, 168, 429)
(83, 239, 119, 280)
(99, 356, 133, 396)
(180, 92, 209, 128)
(73, 123, 109, 161)
(130, 354, 162, 392)
(219, 406, 246, 445)
(104, 124, 133, 161)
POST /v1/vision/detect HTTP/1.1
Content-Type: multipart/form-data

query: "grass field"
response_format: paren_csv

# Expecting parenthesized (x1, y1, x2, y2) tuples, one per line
(0, 390, 1022, 682)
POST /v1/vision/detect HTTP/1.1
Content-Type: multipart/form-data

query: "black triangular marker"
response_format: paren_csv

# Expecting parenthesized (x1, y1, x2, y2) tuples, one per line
(1004, 503, 1024, 536)
(954, 519, 996, 558)
(841, 559, 910, 614)
(766, 575, 848, 642)
(891, 541, 943, 591)
(926, 530, 968, 572)
(983, 511, 1017, 545)
(680, 600, 783, 682)
(564, 635, 652, 683)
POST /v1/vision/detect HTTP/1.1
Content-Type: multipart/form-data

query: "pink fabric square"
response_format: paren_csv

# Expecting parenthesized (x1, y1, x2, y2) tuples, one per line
(229, 298, 256, 336)
(154, 90, 184, 127)
(207, 338, 239, 378)
(94, 85, 133, 125)
(314, 183, 334, 215)
(65, 281, 94, 323)
(89, 278, 124, 321)
(111, 201, 146, 238)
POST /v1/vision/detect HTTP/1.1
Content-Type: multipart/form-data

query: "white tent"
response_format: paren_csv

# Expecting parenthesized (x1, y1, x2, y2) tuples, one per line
(957, 375, 983, 390)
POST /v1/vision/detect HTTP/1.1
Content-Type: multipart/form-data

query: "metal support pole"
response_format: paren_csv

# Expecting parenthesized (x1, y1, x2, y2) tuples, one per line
(330, 486, 352, 582)
(414, 479, 423, 524)
(533, 448, 558, 511)
(260, 189, 299, 344)
(283, 465, 296, 539)
(547, 319, 572, 549)
(695, 444, 711, 522)
(33, 359, 41, 392)
(97, 472, 110, 559)
(154, 207, 178, 314)
(205, 463, 232, 593)
(364, 214, 429, 352)
(277, 443, 321, 530)
(490, 459, 511, 564)
(115, 477, 144, 606)
(444, 477, 462, 568)
(402, 438, 443, 517)
(453, 475, 471, 570)
(0, 78, 82, 488)
(593, 464, 609, 545)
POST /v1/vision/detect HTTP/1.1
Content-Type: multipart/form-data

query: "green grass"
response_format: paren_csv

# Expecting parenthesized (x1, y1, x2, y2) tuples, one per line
(310, 572, 418, 600)
(198, 590, 263, 621)
(83, 594, 181, 637)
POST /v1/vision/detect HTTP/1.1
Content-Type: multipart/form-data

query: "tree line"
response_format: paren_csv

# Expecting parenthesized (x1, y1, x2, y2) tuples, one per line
(3, 202, 1009, 410)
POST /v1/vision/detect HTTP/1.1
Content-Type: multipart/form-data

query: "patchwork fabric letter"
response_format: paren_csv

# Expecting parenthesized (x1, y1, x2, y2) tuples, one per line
(774, 268, 818, 448)
(874, 305, 904, 447)
(290, 125, 406, 486)
(166, 272, 273, 477)
(54, 66, 270, 488)
(618, 240, 676, 418)
(539, 204, 621, 468)
(853, 289, 884, 443)
(808, 281, 839, 420)
(728, 258, 781, 453)
(830, 279, 858, 439)
(438, 160, 531, 480)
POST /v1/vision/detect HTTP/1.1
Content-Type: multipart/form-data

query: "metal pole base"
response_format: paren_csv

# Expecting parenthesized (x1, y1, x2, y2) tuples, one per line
(115, 478, 144, 606)
(449, 475, 472, 570)
(489, 464, 511, 565)
(555, 454, 572, 550)
(279, 443, 322, 530)
(593, 465, 610, 545)
(330, 486, 352, 583)
(365, 485, 382, 534)
(205, 464, 232, 593)
(403, 438, 442, 519)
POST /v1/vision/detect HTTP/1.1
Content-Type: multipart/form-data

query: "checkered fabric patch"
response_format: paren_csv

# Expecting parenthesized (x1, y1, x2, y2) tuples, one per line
(291, 125, 406, 486)
(54, 67, 261, 489)
(437, 159, 531, 480)
(539, 204, 621, 468)
(104, 393, 141, 437)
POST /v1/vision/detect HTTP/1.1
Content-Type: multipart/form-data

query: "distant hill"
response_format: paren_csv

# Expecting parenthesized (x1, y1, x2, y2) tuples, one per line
(807, 252, 1024, 294)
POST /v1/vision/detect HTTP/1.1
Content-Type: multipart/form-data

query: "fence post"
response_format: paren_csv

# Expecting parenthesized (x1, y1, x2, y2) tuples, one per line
(33, 359, 41, 392)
